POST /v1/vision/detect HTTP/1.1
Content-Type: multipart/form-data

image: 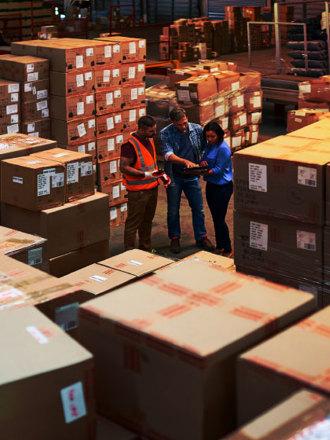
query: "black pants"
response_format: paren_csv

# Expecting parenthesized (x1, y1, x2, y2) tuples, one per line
(205, 181, 233, 253)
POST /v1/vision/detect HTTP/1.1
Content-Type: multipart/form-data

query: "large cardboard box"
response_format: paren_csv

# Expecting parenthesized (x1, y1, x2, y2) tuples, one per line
(22, 118, 50, 139)
(1, 155, 65, 211)
(94, 65, 122, 91)
(110, 201, 128, 227)
(287, 109, 329, 133)
(95, 87, 123, 115)
(121, 62, 145, 85)
(1, 192, 109, 258)
(286, 118, 330, 141)
(50, 70, 95, 96)
(22, 98, 49, 122)
(234, 136, 330, 224)
(237, 306, 330, 426)
(0, 307, 96, 440)
(0, 79, 20, 106)
(99, 178, 127, 205)
(77, 259, 315, 440)
(176, 75, 217, 104)
(0, 55, 49, 82)
(66, 140, 97, 163)
(122, 106, 146, 132)
(96, 133, 126, 162)
(59, 38, 114, 67)
(96, 36, 146, 63)
(0, 225, 48, 271)
(122, 83, 145, 109)
(96, 112, 123, 138)
(33, 148, 94, 202)
(298, 76, 330, 102)
(97, 157, 121, 185)
(50, 93, 95, 121)
(226, 390, 330, 440)
(213, 71, 240, 94)
(244, 90, 263, 112)
(51, 117, 96, 146)
(234, 212, 324, 283)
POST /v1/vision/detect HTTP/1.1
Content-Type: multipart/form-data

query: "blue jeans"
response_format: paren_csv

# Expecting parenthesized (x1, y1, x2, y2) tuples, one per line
(166, 174, 206, 242)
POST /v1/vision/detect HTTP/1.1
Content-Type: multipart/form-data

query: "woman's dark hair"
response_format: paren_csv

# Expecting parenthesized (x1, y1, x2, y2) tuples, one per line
(203, 121, 225, 144)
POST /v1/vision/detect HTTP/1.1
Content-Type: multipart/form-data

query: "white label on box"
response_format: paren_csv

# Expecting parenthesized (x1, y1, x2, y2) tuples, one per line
(37, 89, 48, 100)
(129, 109, 137, 122)
(27, 72, 38, 82)
(24, 83, 32, 92)
(27, 63, 34, 73)
(77, 123, 86, 138)
(113, 44, 120, 53)
(116, 134, 123, 144)
(114, 89, 121, 99)
(239, 113, 247, 126)
(52, 172, 65, 188)
(131, 88, 138, 100)
(77, 102, 84, 116)
(113, 69, 120, 78)
(85, 71, 92, 81)
(177, 89, 190, 102)
(30, 132, 39, 137)
(67, 162, 79, 184)
(121, 182, 126, 191)
(105, 45, 112, 58)
(88, 141, 95, 151)
(37, 100, 48, 111)
(251, 112, 261, 124)
(297, 166, 317, 187)
(299, 83, 311, 94)
(27, 160, 42, 164)
(139, 40, 146, 48)
(32, 86, 37, 95)
(222, 117, 229, 130)
(232, 81, 239, 91)
(56, 303, 79, 331)
(11, 93, 18, 102)
(37, 173, 50, 197)
(80, 161, 93, 176)
(138, 87, 145, 96)
(25, 120, 33, 130)
(138, 63, 144, 72)
(106, 92, 113, 105)
(90, 275, 107, 282)
(249, 163, 267, 192)
(107, 138, 115, 151)
(7, 124, 19, 134)
(190, 92, 198, 99)
(103, 70, 110, 82)
(128, 66, 136, 79)
(86, 47, 94, 57)
(107, 117, 114, 130)
(246, 132, 250, 142)
(237, 95, 244, 107)
(43, 168, 56, 176)
(250, 221, 268, 251)
(86, 95, 93, 104)
(215, 104, 225, 118)
(6, 104, 17, 115)
(251, 131, 258, 144)
(115, 114, 122, 124)
(26, 326, 48, 344)
(295, 118, 303, 123)
(88, 119, 95, 128)
(76, 55, 84, 69)
(76, 74, 84, 88)
(139, 108, 146, 117)
(12, 176, 23, 184)
(129, 42, 136, 54)
(110, 207, 117, 220)
(113, 185, 120, 198)
(41, 108, 49, 118)
(28, 247, 42, 266)
(78, 144, 86, 153)
(11, 114, 19, 124)
(110, 160, 117, 173)
(297, 230, 316, 251)
(121, 202, 128, 212)
(253, 97, 261, 108)
(8, 83, 19, 93)
(128, 259, 143, 266)
(61, 382, 87, 424)
(232, 136, 241, 148)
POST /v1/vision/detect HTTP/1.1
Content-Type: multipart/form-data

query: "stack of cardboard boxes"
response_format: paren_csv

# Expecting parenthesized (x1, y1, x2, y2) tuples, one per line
(287, 108, 330, 132)
(0, 78, 20, 135)
(234, 120, 330, 306)
(298, 75, 330, 110)
(0, 54, 50, 138)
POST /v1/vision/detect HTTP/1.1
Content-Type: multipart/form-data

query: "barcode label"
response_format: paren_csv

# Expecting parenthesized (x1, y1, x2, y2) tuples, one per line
(28, 247, 42, 266)
(55, 302, 79, 331)
(297, 166, 317, 188)
(297, 230, 316, 252)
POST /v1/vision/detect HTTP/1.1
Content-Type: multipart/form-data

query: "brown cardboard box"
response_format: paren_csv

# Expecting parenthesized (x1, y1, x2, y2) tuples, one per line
(96, 36, 146, 63)
(49, 240, 110, 277)
(96, 112, 123, 138)
(146, 85, 177, 118)
(1, 192, 109, 258)
(176, 75, 217, 104)
(0, 225, 48, 271)
(22, 118, 50, 138)
(51, 117, 96, 146)
(1, 155, 65, 210)
(22, 78, 49, 102)
(96, 133, 126, 162)
(229, 110, 247, 132)
(0, 55, 49, 82)
(244, 125, 259, 147)
(213, 71, 240, 94)
(95, 88, 123, 115)
(32, 148, 94, 202)
(122, 106, 146, 132)
(22, 99, 49, 122)
(227, 390, 330, 440)
(247, 111, 262, 125)
(299, 76, 330, 102)
(234, 212, 323, 283)
(77, 259, 315, 440)
(60, 38, 114, 66)
(50, 70, 95, 96)
(11, 39, 41, 57)
(199, 60, 238, 73)
(120, 62, 145, 85)
(287, 109, 330, 133)
(244, 90, 263, 112)
(0, 307, 96, 439)
(237, 307, 330, 426)
(229, 92, 245, 114)
(97, 157, 121, 185)
(298, 99, 330, 111)
(0, 112, 20, 135)
(0, 133, 56, 153)
(287, 118, 330, 141)
(109, 201, 128, 227)
(99, 178, 127, 205)
(50, 93, 95, 121)
(94, 65, 122, 91)
(122, 83, 145, 109)
(0, 79, 20, 106)
(183, 100, 215, 125)
(239, 71, 261, 92)
(65, 140, 97, 163)
(169, 250, 235, 271)
(234, 136, 330, 224)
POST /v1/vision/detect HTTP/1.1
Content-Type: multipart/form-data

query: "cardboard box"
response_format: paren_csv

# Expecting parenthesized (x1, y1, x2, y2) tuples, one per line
(51, 117, 96, 146)
(0, 225, 48, 271)
(183, 100, 215, 126)
(1, 155, 65, 211)
(176, 75, 217, 104)
(32, 148, 94, 202)
(110, 201, 128, 227)
(146, 85, 177, 118)
(239, 71, 261, 91)
(229, 110, 247, 132)
(99, 178, 127, 205)
(244, 90, 263, 112)
(49, 240, 110, 277)
(50, 93, 95, 121)
(213, 71, 240, 94)
(298, 99, 330, 111)
(0, 112, 20, 135)
(0, 307, 96, 439)
(1, 192, 109, 258)
(234, 211, 323, 283)
(60, 38, 115, 66)
(0, 133, 56, 154)
(229, 92, 245, 114)
(97, 157, 121, 185)
(96, 133, 126, 162)
(77, 259, 315, 440)
(0, 79, 20, 107)
(227, 390, 330, 440)
(120, 62, 146, 85)
(234, 136, 330, 224)
(170, 250, 235, 271)
(95, 87, 123, 115)
(122, 106, 146, 132)
(22, 78, 49, 102)
(0, 55, 49, 82)
(299, 76, 330, 102)
(22, 118, 50, 139)
(96, 36, 146, 63)
(50, 70, 95, 96)
(65, 140, 97, 163)
(287, 118, 330, 141)
(122, 83, 145, 109)
(94, 65, 122, 91)
(22, 99, 49, 122)
(237, 306, 330, 426)
(96, 112, 123, 138)
(287, 109, 330, 133)
(11, 40, 41, 57)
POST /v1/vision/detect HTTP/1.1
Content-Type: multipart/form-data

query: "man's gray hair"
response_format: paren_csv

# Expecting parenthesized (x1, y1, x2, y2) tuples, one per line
(169, 107, 186, 122)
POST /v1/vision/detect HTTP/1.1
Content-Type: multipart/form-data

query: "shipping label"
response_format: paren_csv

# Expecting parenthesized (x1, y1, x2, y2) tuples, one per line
(110, 207, 117, 220)
(86, 48, 94, 57)
(28, 247, 42, 266)
(11, 114, 19, 124)
(76, 55, 84, 69)
(6, 104, 18, 115)
(249, 163, 267, 192)
(297, 166, 317, 188)
(107, 138, 115, 151)
(77, 123, 86, 137)
(52, 172, 64, 188)
(10, 93, 18, 102)
(77, 102, 85, 116)
(106, 92, 113, 105)
(37, 100, 48, 111)
(26, 63, 34, 73)
(104, 45, 112, 58)
(297, 231, 316, 251)
(7, 124, 19, 134)
(27, 72, 38, 82)
(107, 117, 114, 130)
(129, 109, 137, 122)
(37, 173, 50, 197)
(88, 141, 95, 151)
(37, 89, 48, 100)
(90, 275, 107, 282)
(129, 41, 136, 54)
(80, 161, 93, 176)
(110, 160, 117, 173)
(76, 74, 84, 88)
(113, 185, 120, 198)
(103, 70, 110, 82)
(12, 176, 23, 184)
(250, 221, 268, 251)
(67, 162, 79, 184)
(128, 66, 136, 79)
(8, 83, 19, 93)
(55, 302, 79, 331)
(60, 382, 87, 424)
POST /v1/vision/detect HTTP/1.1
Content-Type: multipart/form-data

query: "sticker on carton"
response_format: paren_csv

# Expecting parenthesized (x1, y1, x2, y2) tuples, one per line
(37, 89, 48, 100)
(113, 44, 120, 53)
(24, 83, 32, 92)
(250, 221, 268, 251)
(90, 275, 107, 282)
(232, 136, 241, 148)
(131, 88, 138, 100)
(232, 81, 239, 91)
(86, 95, 94, 104)
(26, 326, 48, 344)
(106, 92, 113, 105)
(104, 45, 112, 58)
(88, 141, 95, 151)
(113, 185, 120, 199)
(297, 230, 316, 251)
(28, 247, 42, 266)
(85, 71, 92, 81)
(52, 172, 64, 188)
(177, 90, 190, 102)
(7, 124, 19, 134)
(113, 69, 120, 78)
(253, 97, 261, 108)
(103, 70, 110, 82)
(11, 114, 19, 124)
(8, 83, 19, 93)
(110, 207, 117, 220)
(128, 66, 136, 79)
(237, 95, 244, 108)
(110, 160, 117, 173)
(10, 93, 18, 102)
(138, 64, 145, 72)
(61, 381, 87, 424)
(139, 40, 146, 48)
(77, 102, 84, 116)
(121, 203, 127, 212)
(299, 83, 311, 94)
(249, 163, 267, 192)
(116, 134, 123, 144)
(88, 119, 95, 128)
(76, 55, 84, 69)
(138, 87, 145, 96)
(139, 108, 146, 117)
(37, 100, 48, 111)
(115, 114, 121, 124)
(37, 173, 50, 197)
(77, 123, 86, 137)
(67, 162, 79, 184)
(129, 109, 137, 122)
(6, 104, 18, 115)
(27, 63, 34, 73)
(222, 117, 229, 130)
(128, 259, 143, 266)
(78, 144, 86, 153)
(297, 166, 317, 187)
(12, 176, 23, 184)
(251, 131, 258, 144)
(76, 74, 84, 88)
(114, 89, 121, 99)
(41, 108, 49, 118)
(80, 161, 93, 176)
(251, 112, 261, 124)
(239, 113, 247, 126)
(215, 104, 225, 118)
(56, 302, 79, 331)
(107, 138, 115, 151)
(107, 117, 114, 130)
(27, 72, 38, 82)
(129, 41, 136, 54)
(86, 48, 94, 57)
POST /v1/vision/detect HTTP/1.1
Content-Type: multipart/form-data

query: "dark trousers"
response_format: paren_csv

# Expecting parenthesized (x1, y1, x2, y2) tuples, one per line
(124, 187, 158, 251)
(205, 181, 233, 252)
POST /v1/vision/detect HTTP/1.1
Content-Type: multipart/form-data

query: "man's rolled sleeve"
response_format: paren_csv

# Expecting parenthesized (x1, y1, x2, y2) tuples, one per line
(159, 129, 174, 160)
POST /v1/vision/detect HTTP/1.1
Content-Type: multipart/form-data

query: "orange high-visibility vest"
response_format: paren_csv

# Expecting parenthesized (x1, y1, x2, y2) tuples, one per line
(123, 134, 159, 191)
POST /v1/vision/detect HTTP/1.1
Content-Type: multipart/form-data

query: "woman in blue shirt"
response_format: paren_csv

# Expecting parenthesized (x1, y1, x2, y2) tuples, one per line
(201, 122, 233, 257)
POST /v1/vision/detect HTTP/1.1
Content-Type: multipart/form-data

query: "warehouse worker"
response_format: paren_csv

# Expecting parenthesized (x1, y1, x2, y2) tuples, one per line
(120, 115, 166, 251)
(160, 107, 215, 254)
